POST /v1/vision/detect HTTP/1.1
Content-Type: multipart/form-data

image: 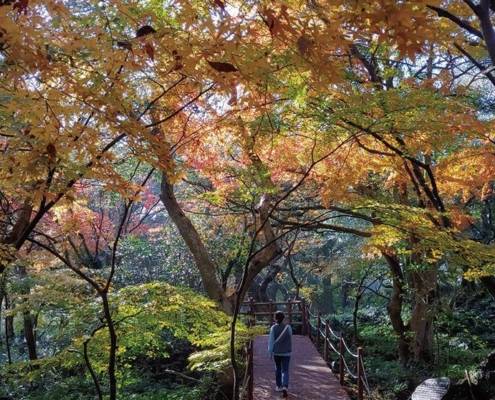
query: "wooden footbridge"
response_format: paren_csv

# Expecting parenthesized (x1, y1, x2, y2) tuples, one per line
(240, 300, 371, 400)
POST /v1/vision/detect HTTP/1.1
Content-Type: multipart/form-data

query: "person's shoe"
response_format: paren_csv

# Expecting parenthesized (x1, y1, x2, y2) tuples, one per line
(275, 386, 283, 392)
(282, 388, 288, 397)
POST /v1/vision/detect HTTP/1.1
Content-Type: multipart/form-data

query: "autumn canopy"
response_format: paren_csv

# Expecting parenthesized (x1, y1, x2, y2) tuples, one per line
(0, 0, 495, 399)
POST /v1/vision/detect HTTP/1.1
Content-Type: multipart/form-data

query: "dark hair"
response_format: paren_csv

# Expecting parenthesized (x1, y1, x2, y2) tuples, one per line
(275, 311, 284, 324)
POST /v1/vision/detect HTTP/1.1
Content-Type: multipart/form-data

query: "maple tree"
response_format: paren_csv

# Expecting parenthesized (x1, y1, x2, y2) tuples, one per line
(0, 0, 495, 399)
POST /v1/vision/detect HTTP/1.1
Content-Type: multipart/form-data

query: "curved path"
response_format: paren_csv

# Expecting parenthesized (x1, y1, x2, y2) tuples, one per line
(253, 335, 350, 399)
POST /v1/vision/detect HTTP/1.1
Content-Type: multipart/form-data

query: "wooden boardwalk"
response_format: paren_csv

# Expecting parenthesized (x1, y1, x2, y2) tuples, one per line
(253, 335, 350, 400)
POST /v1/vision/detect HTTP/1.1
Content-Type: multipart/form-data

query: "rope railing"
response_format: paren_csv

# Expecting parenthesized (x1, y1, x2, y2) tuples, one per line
(360, 356, 371, 395)
(325, 336, 358, 379)
(240, 299, 372, 400)
(306, 308, 371, 400)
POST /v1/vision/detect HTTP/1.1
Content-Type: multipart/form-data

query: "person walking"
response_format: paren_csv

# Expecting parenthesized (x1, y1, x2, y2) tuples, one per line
(268, 310, 292, 397)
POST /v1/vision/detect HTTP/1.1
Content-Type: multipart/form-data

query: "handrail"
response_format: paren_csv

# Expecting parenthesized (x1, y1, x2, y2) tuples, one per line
(241, 299, 372, 400)
(241, 300, 303, 306)
(324, 336, 358, 379)
(244, 340, 253, 400)
(239, 299, 305, 330)
(305, 307, 371, 399)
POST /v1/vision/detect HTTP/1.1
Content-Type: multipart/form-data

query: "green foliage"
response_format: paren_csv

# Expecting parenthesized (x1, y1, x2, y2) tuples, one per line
(0, 282, 253, 399)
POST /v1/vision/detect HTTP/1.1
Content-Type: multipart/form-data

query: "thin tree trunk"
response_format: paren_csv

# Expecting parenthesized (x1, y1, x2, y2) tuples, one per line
(352, 291, 362, 342)
(4, 293, 14, 341)
(101, 291, 117, 400)
(17, 266, 37, 360)
(0, 275, 4, 345)
(23, 311, 37, 360)
(321, 275, 335, 314)
(4, 293, 12, 364)
(84, 334, 103, 400)
(341, 279, 350, 309)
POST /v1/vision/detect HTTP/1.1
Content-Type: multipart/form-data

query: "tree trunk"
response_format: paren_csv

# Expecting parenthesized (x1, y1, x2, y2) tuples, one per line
(353, 290, 362, 342)
(257, 257, 289, 302)
(160, 173, 229, 312)
(4, 293, 14, 340)
(383, 252, 410, 364)
(341, 279, 350, 309)
(101, 291, 117, 400)
(23, 311, 37, 360)
(160, 173, 281, 314)
(320, 275, 335, 314)
(17, 265, 37, 360)
(0, 275, 4, 345)
(409, 268, 437, 363)
(0, 203, 33, 274)
(256, 264, 281, 302)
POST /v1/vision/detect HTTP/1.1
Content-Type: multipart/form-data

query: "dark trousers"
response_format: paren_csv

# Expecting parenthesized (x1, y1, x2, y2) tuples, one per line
(274, 355, 290, 388)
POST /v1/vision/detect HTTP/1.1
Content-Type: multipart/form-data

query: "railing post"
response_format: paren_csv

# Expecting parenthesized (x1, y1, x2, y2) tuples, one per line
(357, 347, 363, 400)
(324, 319, 329, 362)
(248, 340, 254, 400)
(316, 312, 321, 349)
(301, 299, 307, 336)
(269, 301, 274, 325)
(339, 334, 345, 386)
(288, 300, 292, 325)
(250, 297, 256, 326)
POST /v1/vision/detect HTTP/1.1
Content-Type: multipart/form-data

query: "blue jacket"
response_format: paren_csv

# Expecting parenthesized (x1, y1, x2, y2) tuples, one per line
(268, 323, 292, 356)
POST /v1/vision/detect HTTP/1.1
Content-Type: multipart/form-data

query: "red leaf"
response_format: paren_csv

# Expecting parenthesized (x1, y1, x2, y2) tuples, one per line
(136, 25, 156, 38)
(207, 61, 238, 73)
(144, 43, 154, 60)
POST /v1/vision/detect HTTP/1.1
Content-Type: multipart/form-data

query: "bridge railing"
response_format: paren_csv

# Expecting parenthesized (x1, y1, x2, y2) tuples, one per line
(240, 298, 371, 400)
(240, 299, 307, 400)
(244, 340, 254, 400)
(306, 307, 371, 400)
(239, 299, 307, 333)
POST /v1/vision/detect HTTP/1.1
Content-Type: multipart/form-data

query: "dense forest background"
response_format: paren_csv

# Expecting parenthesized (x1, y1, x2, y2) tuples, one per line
(0, 0, 494, 399)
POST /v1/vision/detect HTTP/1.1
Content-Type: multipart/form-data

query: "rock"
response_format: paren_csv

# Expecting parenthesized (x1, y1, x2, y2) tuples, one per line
(412, 378, 451, 400)
(479, 351, 495, 383)
(478, 351, 495, 399)
(330, 360, 339, 373)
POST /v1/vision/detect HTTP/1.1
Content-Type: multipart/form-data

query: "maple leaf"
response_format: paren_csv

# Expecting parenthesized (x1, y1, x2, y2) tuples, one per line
(207, 61, 238, 73)
(136, 25, 156, 38)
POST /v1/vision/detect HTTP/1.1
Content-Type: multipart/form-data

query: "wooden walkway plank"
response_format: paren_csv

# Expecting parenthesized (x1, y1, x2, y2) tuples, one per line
(253, 335, 350, 400)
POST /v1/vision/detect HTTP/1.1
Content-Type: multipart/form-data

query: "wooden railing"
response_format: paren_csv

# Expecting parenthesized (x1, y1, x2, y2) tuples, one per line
(240, 299, 307, 333)
(245, 340, 254, 400)
(306, 309, 370, 400)
(240, 299, 371, 400)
